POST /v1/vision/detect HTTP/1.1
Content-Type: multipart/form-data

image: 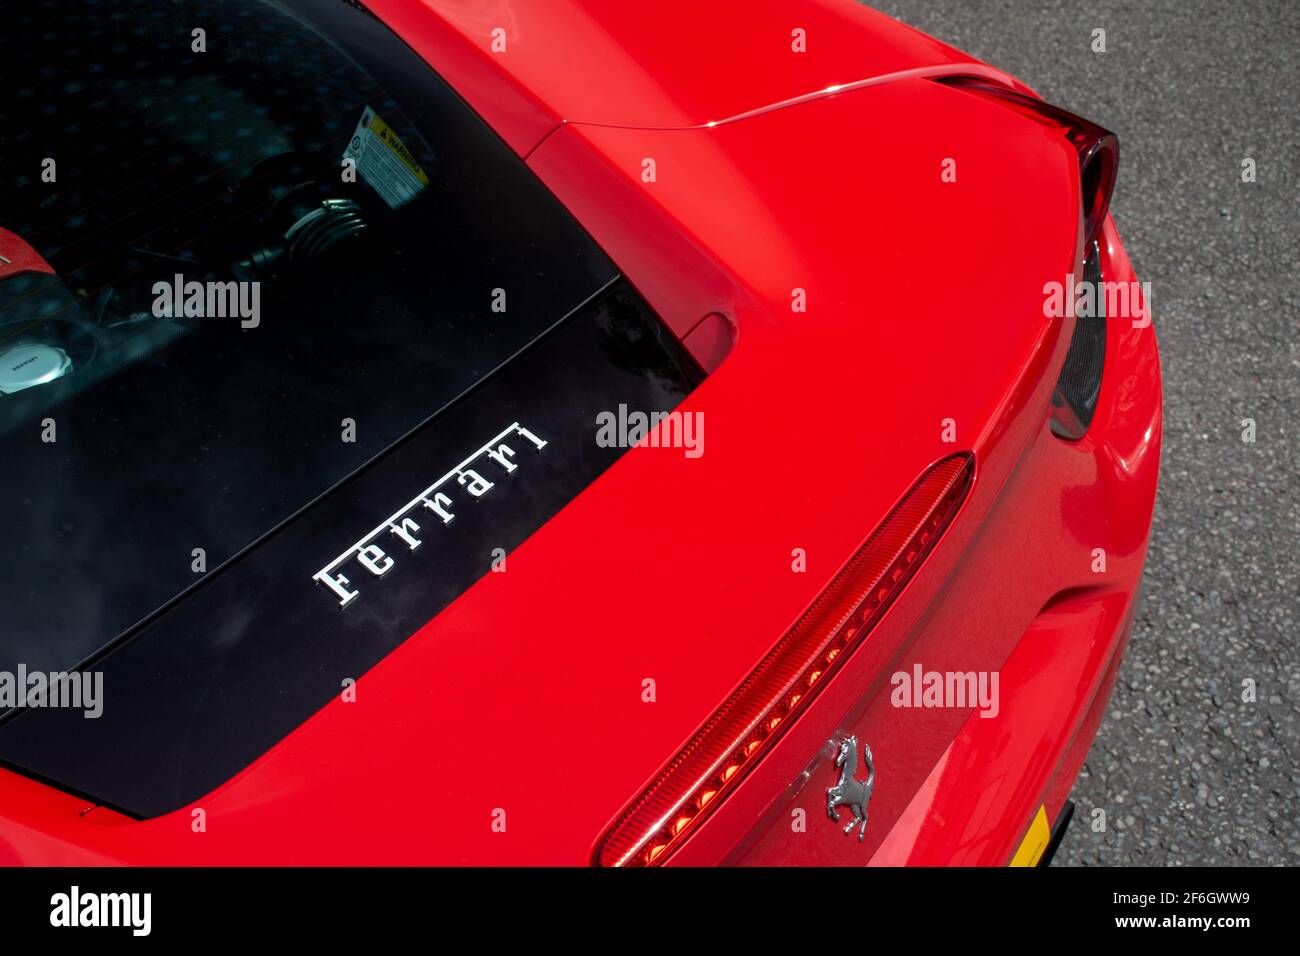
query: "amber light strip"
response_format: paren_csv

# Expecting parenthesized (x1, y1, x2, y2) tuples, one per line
(594, 454, 975, 867)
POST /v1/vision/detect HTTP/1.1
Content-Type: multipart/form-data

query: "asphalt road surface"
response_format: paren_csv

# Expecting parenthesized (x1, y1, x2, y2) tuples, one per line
(865, 0, 1299, 865)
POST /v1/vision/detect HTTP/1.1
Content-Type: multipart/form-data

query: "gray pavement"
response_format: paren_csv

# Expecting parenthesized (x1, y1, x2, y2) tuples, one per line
(866, 0, 1299, 865)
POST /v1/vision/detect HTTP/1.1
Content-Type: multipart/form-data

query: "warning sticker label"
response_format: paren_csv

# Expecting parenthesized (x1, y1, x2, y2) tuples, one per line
(343, 107, 430, 209)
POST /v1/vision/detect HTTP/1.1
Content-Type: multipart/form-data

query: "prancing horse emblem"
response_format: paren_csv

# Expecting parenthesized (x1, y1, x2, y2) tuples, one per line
(826, 736, 875, 842)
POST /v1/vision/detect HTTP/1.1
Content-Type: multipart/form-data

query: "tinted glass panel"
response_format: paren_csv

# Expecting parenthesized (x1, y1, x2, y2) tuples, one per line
(0, 0, 615, 675)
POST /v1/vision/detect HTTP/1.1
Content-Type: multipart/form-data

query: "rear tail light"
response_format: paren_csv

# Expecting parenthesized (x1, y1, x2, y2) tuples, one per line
(594, 454, 974, 867)
(1050, 240, 1107, 438)
(935, 76, 1119, 255)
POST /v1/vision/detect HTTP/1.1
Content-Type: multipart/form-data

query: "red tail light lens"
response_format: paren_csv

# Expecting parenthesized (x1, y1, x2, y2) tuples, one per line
(594, 454, 974, 867)
(935, 76, 1119, 255)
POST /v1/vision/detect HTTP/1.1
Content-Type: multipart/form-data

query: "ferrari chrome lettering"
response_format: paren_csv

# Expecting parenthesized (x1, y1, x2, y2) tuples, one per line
(312, 422, 547, 607)
(421, 492, 455, 524)
(388, 516, 423, 551)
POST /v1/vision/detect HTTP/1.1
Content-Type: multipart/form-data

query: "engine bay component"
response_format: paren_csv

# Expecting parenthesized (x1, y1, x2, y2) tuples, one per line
(0, 342, 73, 395)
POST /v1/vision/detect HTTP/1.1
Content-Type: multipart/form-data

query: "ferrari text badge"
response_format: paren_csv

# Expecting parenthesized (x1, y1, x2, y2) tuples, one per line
(312, 422, 547, 607)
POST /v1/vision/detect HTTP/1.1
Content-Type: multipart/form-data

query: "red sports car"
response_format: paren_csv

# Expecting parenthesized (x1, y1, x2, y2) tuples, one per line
(0, 0, 1160, 867)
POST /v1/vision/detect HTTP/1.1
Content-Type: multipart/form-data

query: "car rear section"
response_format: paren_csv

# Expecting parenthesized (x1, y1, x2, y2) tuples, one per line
(521, 67, 1161, 865)
(0, 0, 1159, 865)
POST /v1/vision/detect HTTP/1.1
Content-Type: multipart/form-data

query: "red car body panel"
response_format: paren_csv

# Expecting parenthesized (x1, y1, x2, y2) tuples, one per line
(0, 0, 1160, 865)
(365, 0, 1035, 156)
(0, 228, 56, 281)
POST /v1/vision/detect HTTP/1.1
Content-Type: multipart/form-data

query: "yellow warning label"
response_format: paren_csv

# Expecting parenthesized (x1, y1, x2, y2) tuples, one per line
(343, 107, 430, 209)
(1009, 805, 1051, 866)
(365, 111, 429, 187)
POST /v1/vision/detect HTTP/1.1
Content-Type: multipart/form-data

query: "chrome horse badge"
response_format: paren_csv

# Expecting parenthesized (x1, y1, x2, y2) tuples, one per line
(826, 736, 875, 841)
